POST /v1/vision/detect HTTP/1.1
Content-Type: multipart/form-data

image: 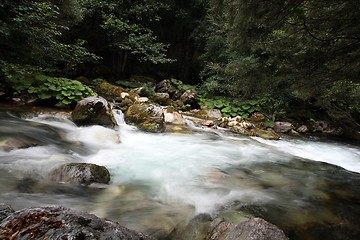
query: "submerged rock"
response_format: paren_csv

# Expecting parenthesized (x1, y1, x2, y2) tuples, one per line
(207, 217, 288, 240)
(71, 96, 117, 128)
(48, 163, 111, 185)
(0, 137, 38, 151)
(125, 103, 165, 133)
(171, 214, 288, 240)
(0, 203, 14, 222)
(0, 205, 154, 240)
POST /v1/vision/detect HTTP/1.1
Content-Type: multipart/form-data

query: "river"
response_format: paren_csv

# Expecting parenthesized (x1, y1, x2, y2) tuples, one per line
(0, 110, 360, 239)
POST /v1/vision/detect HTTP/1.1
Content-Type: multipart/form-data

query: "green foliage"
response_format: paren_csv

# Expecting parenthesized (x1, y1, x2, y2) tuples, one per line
(0, 0, 98, 69)
(264, 120, 276, 128)
(200, 0, 360, 124)
(199, 94, 287, 119)
(78, 0, 173, 74)
(115, 80, 142, 89)
(170, 79, 194, 92)
(323, 80, 360, 113)
(0, 62, 37, 94)
(199, 96, 252, 118)
(28, 75, 96, 106)
(141, 84, 156, 99)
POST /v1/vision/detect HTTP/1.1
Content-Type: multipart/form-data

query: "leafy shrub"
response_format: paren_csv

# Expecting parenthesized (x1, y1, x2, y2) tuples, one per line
(170, 78, 193, 92)
(199, 96, 255, 118)
(28, 75, 97, 107)
(0, 62, 40, 94)
(199, 94, 287, 119)
(323, 80, 360, 113)
(141, 83, 156, 99)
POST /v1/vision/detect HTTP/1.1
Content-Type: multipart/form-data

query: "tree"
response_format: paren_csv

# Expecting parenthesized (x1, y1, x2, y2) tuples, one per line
(77, 0, 173, 76)
(0, 0, 97, 69)
(200, 0, 360, 125)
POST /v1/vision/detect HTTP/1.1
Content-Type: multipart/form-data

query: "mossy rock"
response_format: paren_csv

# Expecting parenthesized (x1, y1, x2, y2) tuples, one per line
(71, 96, 117, 128)
(230, 126, 280, 140)
(125, 103, 165, 133)
(95, 81, 126, 98)
(250, 128, 281, 140)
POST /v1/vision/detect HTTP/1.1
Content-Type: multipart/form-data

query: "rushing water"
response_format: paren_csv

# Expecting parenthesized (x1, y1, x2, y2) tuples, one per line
(1, 110, 360, 239)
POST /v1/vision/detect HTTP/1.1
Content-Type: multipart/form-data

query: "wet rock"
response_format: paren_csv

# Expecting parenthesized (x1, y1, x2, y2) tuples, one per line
(125, 103, 165, 133)
(274, 122, 294, 133)
(138, 97, 149, 103)
(0, 205, 154, 240)
(250, 112, 267, 128)
(171, 215, 288, 240)
(170, 213, 213, 240)
(206, 217, 288, 240)
(164, 109, 187, 125)
(202, 120, 215, 127)
(251, 128, 281, 140)
(193, 108, 222, 120)
(222, 116, 280, 140)
(180, 89, 200, 108)
(296, 125, 308, 133)
(156, 79, 176, 97)
(0, 137, 38, 151)
(153, 92, 171, 106)
(71, 96, 117, 128)
(48, 163, 111, 185)
(0, 203, 14, 221)
(115, 97, 134, 112)
(230, 126, 280, 140)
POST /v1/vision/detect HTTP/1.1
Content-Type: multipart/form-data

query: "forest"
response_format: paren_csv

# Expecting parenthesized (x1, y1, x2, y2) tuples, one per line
(0, 0, 359, 136)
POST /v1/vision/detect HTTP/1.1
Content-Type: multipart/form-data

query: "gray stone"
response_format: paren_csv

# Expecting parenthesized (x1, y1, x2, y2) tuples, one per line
(207, 217, 288, 240)
(180, 89, 199, 108)
(48, 163, 111, 185)
(296, 125, 308, 133)
(274, 121, 294, 133)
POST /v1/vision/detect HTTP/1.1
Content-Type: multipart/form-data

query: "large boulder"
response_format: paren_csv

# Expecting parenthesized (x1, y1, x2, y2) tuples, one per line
(71, 96, 117, 128)
(125, 103, 166, 133)
(48, 163, 111, 185)
(0, 205, 154, 240)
